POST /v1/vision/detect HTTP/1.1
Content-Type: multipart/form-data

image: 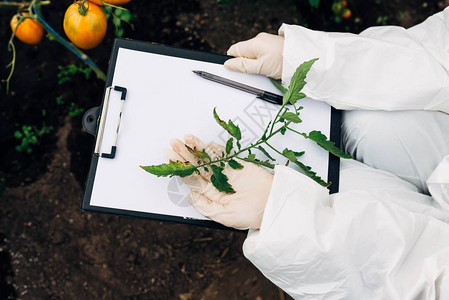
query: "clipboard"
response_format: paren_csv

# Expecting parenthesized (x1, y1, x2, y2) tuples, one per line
(81, 38, 342, 229)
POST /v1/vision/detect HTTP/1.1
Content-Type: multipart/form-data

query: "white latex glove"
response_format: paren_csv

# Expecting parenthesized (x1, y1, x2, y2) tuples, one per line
(224, 32, 284, 79)
(164, 134, 274, 230)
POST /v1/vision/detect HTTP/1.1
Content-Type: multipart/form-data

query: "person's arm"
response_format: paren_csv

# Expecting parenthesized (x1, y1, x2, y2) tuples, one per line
(281, 8, 449, 113)
(244, 162, 449, 299)
(165, 135, 449, 299)
(226, 8, 449, 113)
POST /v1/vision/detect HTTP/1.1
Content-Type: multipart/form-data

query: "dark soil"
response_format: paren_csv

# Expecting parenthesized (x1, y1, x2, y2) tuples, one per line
(0, 0, 446, 299)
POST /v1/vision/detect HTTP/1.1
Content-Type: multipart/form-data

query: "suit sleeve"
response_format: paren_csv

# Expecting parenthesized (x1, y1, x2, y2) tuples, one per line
(279, 7, 449, 113)
(243, 164, 449, 299)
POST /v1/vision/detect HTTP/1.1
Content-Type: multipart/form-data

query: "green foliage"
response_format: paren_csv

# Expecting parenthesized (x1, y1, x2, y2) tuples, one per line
(142, 58, 352, 193)
(14, 124, 53, 154)
(308, 0, 320, 8)
(57, 64, 92, 85)
(141, 161, 198, 177)
(103, 6, 134, 37)
(68, 102, 84, 117)
(210, 165, 235, 193)
(213, 108, 242, 140)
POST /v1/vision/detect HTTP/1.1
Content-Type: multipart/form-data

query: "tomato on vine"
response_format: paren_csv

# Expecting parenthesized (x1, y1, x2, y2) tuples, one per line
(88, 0, 131, 6)
(10, 13, 44, 45)
(63, 0, 107, 50)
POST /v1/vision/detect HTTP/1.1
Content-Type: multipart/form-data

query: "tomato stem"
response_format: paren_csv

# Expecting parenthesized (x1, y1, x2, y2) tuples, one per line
(78, 0, 89, 16)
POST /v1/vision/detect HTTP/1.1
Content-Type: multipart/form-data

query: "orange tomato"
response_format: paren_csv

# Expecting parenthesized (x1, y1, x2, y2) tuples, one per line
(10, 13, 44, 45)
(88, 0, 131, 6)
(341, 0, 347, 7)
(63, 1, 107, 50)
(341, 8, 352, 19)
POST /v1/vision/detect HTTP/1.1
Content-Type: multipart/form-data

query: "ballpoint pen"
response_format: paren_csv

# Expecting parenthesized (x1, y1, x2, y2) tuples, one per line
(193, 70, 284, 105)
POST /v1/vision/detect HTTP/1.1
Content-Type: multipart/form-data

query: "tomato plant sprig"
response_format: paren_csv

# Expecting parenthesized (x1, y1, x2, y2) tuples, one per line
(141, 59, 352, 193)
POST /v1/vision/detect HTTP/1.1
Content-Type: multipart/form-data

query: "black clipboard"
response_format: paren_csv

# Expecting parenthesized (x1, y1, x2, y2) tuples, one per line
(81, 38, 342, 229)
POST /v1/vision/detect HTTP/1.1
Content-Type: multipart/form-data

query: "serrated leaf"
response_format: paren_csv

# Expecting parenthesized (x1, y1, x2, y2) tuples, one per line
(306, 130, 352, 159)
(247, 153, 256, 160)
(282, 148, 298, 162)
(141, 161, 198, 177)
(293, 151, 305, 157)
(289, 92, 307, 105)
(269, 78, 288, 94)
(213, 108, 242, 140)
(225, 138, 233, 155)
(257, 145, 276, 161)
(185, 145, 211, 161)
(228, 159, 244, 169)
(283, 58, 318, 105)
(281, 112, 302, 123)
(293, 160, 329, 187)
(210, 165, 235, 193)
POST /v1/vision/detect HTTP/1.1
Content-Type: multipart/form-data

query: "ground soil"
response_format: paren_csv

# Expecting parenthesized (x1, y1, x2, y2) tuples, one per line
(0, 0, 447, 299)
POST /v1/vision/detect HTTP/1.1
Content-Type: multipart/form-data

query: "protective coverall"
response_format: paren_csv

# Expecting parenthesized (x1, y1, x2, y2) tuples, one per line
(242, 8, 449, 299)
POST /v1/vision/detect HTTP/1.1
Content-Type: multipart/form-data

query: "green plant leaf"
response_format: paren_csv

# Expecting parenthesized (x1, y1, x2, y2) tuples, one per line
(141, 161, 198, 177)
(225, 138, 233, 155)
(283, 58, 318, 105)
(228, 159, 244, 169)
(247, 153, 256, 160)
(281, 112, 302, 123)
(289, 92, 307, 105)
(185, 145, 211, 161)
(282, 148, 298, 162)
(306, 130, 352, 159)
(213, 108, 241, 140)
(257, 145, 275, 161)
(210, 165, 235, 193)
(293, 151, 305, 157)
(269, 78, 288, 94)
(293, 160, 329, 187)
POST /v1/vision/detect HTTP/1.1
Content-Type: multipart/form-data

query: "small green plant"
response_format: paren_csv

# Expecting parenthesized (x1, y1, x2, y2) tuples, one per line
(142, 59, 352, 193)
(57, 64, 92, 85)
(68, 102, 84, 117)
(14, 124, 53, 154)
(56, 95, 65, 105)
(103, 6, 134, 37)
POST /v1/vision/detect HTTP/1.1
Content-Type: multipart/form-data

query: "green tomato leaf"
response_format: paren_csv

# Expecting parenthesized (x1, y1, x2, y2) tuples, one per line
(306, 130, 352, 159)
(141, 161, 198, 177)
(282, 148, 298, 162)
(225, 137, 233, 155)
(247, 153, 256, 161)
(283, 58, 318, 105)
(213, 107, 242, 140)
(269, 78, 288, 94)
(281, 112, 302, 123)
(293, 160, 329, 187)
(210, 165, 235, 193)
(257, 145, 276, 161)
(185, 145, 211, 161)
(289, 92, 307, 105)
(228, 159, 244, 170)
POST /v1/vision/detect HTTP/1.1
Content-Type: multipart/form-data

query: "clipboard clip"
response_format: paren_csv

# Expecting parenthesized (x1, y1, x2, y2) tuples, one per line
(83, 85, 127, 159)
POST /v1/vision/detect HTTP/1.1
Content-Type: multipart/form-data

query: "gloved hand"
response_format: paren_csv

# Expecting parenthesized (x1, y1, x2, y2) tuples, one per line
(164, 134, 274, 230)
(224, 32, 284, 79)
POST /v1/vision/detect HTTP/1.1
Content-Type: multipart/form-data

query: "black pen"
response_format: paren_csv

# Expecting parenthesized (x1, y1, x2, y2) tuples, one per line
(193, 70, 283, 105)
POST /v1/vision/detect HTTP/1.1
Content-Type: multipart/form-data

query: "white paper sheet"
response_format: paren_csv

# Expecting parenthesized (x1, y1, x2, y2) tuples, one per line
(89, 48, 331, 221)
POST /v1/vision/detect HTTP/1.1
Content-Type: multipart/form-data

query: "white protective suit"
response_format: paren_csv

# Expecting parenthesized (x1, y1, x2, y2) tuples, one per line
(243, 8, 449, 299)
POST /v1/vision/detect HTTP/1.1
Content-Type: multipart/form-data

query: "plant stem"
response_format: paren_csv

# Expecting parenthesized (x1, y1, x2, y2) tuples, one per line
(286, 126, 307, 138)
(0, 1, 50, 8)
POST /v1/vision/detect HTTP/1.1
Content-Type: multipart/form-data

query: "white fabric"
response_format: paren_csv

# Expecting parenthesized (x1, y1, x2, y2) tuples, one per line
(244, 8, 449, 299)
(342, 110, 449, 194)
